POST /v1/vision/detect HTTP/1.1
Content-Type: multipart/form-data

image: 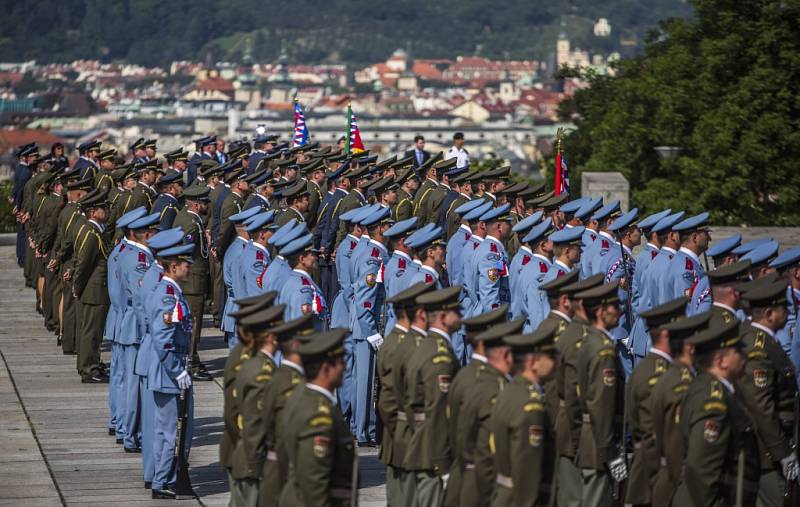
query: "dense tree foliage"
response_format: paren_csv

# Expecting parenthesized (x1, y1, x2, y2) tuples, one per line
(558, 0, 800, 225)
(0, 0, 690, 65)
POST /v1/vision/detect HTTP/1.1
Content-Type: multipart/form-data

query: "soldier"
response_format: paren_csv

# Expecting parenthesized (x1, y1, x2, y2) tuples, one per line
(150, 170, 184, 229)
(147, 242, 196, 499)
(187, 136, 217, 185)
(377, 283, 435, 506)
(442, 304, 508, 507)
(334, 165, 370, 245)
(580, 200, 621, 276)
(394, 168, 420, 222)
(130, 160, 159, 211)
(238, 210, 278, 298)
(248, 134, 275, 176)
(164, 148, 189, 183)
(689, 233, 742, 315)
(624, 297, 703, 506)
(218, 292, 277, 490)
(72, 190, 111, 383)
(260, 314, 315, 507)
(302, 159, 325, 226)
(672, 321, 760, 506)
(243, 170, 273, 211)
(742, 240, 780, 280)
(459, 202, 493, 322)
(473, 204, 514, 313)
(220, 207, 259, 348)
(650, 312, 713, 507)
(442, 172, 474, 246)
(412, 158, 442, 224)
(278, 234, 327, 327)
(144, 139, 157, 160)
(660, 212, 710, 303)
(513, 218, 553, 323)
(445, 199, 483, 289)
(33, 169, 64, 332)
(348, 206, 392, 445)
(382, 218, 419, 334)
(491, 320, 561, 507)
(278, 329, 355, 506)
(217, 165, 249, 256)
(507, 211, 543, 302)
(404, 226, 445, 288)
(74, 140, 101, 180)
(229, 304, 285, 506)
(736, 281, 799, 505)
(274, 181, 309, 228)
(402, 286, 462, 506)
(574, 281, 627, 506)
(457, 319, 522, 507)
(172, 185, 213, 381)
(527, 225, 584, 331)
(707, 259, 752, 328)
(94, 149, 116, 192)
(116, 211, 159, 452)
(370, 176, 400, 219)
(134, 227, 185, 488)
(769, 248, 800, 367)
(314, 163, 349, 304)
(11, 144, 37, 267)
(422, 159, 458, 229)
(130, 138, 148, 165)
(261, 222, 308, 296)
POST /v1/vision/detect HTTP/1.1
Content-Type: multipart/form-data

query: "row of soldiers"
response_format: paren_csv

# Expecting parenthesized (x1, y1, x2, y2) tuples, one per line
(12, 135, 800, 505)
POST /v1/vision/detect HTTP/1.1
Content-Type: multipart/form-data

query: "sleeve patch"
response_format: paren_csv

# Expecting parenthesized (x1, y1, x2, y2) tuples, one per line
(528, 425, 544, 447)
(313, 436, 330, 458)
(703, 419, 721, 443)
(602, 368, 616, 387)
(753, 369, 768, 388)
(437, 374, 451, 393)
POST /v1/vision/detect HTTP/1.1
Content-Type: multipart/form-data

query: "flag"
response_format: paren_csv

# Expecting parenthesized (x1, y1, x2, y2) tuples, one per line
(554, 127, 570, 196)
(293, 99, 309, 147)
(345, 102, 365, 154)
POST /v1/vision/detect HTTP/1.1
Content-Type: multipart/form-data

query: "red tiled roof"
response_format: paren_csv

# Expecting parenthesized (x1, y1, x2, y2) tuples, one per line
(0, 129, 66, 156)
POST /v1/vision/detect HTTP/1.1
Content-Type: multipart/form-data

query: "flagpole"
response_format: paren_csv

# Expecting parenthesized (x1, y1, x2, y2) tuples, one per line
(554, 127, 563, 196)
(344, 102, 352, 155)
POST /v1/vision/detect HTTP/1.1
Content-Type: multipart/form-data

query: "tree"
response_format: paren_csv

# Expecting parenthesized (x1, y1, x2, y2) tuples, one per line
(558, 0, 800, 225)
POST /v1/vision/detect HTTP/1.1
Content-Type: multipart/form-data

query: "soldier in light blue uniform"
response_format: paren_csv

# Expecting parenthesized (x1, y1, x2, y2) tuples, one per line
(238, 210, 277, 299)
(261, 222, 309, 297)
(627, 211, 686, 357)
(689, 233, 741, 315)
(148, 243, 195, 499)
(598, 208, 640, 377)
(348, 206, 392, 444)
(405, 226, 446, 289)
(117, 212, 159, 452)
(769, 248, 800, 372)
(559, 197, 591, 227)
(512, 218, 552, 321)
(397, 223, 437, 291)
(526, 225, 584, 331)
(220, 207, 259, 349)
(460, 202, 493, 317)
(382, 217, 418, 333)
(446, 199, 485, 287)
(731, 237, 774, 259)
(278, 233, 328, 328)
(660, 212, 710, 304)
(742, 240, 780, 280)
(474, 204, 514, 314)
(630, 209, 672, 314)
(134, 227, 184, 489)
(106, 207, 148, 440)
(508, 210, 543, 299)
(581, 200, 620, 276)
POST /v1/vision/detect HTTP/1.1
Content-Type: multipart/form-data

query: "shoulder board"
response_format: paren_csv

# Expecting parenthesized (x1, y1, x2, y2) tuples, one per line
(398, 258, 407, 269)
(655, 358, 667, 374)
(256, 250, 264, 261)
(301, 277, 311, 286)
(371, 247, 380, 258)
(685, 258, 693, 270)
(166, 285, 175, 295)
(349, 240, 357, 250)
(120, 243, 127, 252)
(317, 402, 331, 415)
(601, 240, 609, 249)
(651, 250, 658, 260)
(138, 251, 146, 263)
(490, 242, 498, 253)
(522, 255, 531, 266)
(308, 415, 333, 427)
(425, 273, 433, 284)
(539, 261, 548, 273)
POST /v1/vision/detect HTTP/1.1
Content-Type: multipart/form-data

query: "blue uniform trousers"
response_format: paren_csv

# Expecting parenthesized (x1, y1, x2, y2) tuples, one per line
(140, 377, 155, 483)
(122, 343, 141, 449)
(152, 390, 194, 491)
(110, 342, 125, 436)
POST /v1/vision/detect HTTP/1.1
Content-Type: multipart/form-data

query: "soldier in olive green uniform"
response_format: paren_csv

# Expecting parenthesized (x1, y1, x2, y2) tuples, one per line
(673, 321, 761, 506)
(377, 283, 435, 507)
(422, 159, 456, 228)
(551, 273, 605, 507)
(278, 329, 355, 507)
(217, 168, 248, 256)
(624, 297, 702, 506)
(130, 161, 159, 211)
(34, 172, 64, 332)
(219, 293, 277, 489)
(229, 305, 285, 506)
(456, 319, 522, 507)
(707, 259, 753, 329)
(53, 176, 91, 353)
(574, 282, 626, 507)
(172, 185, 213, 379)
(402, 286, 462, 506)
(413, 162, 441, 225)
(442, 173, 472, 241)
(443, 304, 509, 507)
(334, 166, 370, 245)
(491, 320, 561, 507)
(393, 169, 418, 222)
(737, 281, 799, 506)
(72, 190, 111, 383)
(650, 312, 713, 507)
(261, 314, 315, 507)
(303, 160, 325, 227)
(274, 182, 308, 229)
(94, 149, 116, 192)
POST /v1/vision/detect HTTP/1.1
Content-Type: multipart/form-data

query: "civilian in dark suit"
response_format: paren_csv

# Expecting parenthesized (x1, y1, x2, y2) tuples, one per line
(12, 144, 37, 267)
(405, 135, 431, 169)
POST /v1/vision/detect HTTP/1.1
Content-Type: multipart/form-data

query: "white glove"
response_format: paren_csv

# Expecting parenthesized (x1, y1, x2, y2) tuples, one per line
(608, 456, 628, 482)
(176, 370, 192, 390)
(366, 333, 384, 350)
(441, 473, 450, 490)
(781, 454, 799, 482)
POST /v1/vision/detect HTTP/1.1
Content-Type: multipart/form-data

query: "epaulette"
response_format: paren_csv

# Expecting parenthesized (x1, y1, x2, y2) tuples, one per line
(490, 242, 498, 253)
(685, 258, 693, 270)
(301, 277, 311, 286)
(432, 353, 452, 365)
(522, 255, 530, 266)
(655, 358, 668, 374)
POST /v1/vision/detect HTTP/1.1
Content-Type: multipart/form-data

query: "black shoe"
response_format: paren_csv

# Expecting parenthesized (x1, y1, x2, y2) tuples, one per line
(144, 481, 152, 489)
(358, 440, 379, 448)
(152, 488, 176, 499)
(57, 335, 62, 346)
(124, 447, 142, 453)
(81, 374, 106, 384)
(212, 317, 220, 328)
(115, 438, 123, 445)
(108, 428, 115, 436)
(191, 370, 213, 381)
(62, 350, 75, 355)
